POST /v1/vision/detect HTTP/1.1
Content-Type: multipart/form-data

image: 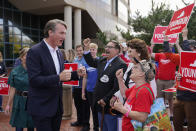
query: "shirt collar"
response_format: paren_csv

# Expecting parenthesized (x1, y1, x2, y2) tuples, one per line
(107, 55, 118, 63)
(75, 56, 83, 61)
(44, 39, 58, 52)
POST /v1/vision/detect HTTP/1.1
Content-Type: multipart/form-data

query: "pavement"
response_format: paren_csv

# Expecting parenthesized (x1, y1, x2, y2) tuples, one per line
(0, 96, 94, 131)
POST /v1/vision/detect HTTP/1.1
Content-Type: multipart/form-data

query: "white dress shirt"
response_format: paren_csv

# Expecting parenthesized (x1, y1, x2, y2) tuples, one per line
(44, 39, 60, 74)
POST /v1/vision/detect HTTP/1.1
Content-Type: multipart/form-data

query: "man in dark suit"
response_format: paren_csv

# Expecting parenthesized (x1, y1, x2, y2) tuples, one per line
(83, 39, 127, 131)
(26, 19, 85, 131)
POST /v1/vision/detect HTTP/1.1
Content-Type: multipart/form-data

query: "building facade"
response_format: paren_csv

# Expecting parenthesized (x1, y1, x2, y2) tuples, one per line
(2, 0, 130, 67)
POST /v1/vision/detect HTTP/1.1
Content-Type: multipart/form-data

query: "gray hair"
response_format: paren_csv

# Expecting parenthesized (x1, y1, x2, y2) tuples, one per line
(44, 19, 67, 38)
(139, 60, 155, 83)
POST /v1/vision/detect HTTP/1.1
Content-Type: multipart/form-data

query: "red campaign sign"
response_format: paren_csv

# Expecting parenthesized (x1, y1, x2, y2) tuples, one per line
(179, 52, 196, 92)
(165, 3, 194, 35)
(153, 26, 178, 44)
(0, 77, 10, 96)
(63, 63, 79, 86)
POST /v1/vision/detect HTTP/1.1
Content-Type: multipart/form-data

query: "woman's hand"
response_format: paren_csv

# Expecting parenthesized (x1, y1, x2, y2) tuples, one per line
(116, 69, 124, 81)
(112, 98, 124, 112)
(4, 105, 10, 115)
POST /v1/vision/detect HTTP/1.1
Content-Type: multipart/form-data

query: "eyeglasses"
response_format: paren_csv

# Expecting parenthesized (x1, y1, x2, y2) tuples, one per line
(105, 46, 116, 49)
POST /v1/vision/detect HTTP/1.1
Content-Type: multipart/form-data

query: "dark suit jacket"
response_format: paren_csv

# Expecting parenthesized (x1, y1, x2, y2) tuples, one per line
(26, 40, 78, 117)
(83, 53, 127, 113)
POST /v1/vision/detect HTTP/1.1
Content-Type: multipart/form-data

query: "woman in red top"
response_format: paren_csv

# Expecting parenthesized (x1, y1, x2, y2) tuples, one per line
(112, 60, 155, 131)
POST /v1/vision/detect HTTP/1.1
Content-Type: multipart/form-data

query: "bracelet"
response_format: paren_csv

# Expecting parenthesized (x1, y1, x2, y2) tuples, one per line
(124, 108, 131, 117)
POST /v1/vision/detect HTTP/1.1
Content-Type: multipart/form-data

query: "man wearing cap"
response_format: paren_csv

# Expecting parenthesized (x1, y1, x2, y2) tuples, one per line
(163, 27, 196, 131)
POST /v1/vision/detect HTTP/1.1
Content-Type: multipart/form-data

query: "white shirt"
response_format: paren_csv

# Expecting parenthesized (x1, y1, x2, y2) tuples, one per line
(44, 39, 60, 74)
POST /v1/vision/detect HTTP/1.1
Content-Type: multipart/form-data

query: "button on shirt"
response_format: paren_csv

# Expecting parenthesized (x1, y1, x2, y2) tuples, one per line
(44, 39, 60, 74)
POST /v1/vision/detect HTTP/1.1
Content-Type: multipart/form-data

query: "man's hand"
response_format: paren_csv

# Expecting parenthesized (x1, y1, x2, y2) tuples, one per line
(82, 91, 86, 100)
(59, 69, 71, 81)
(77, 66, 86, 77)
(83, 38, 91, 51)
(98, 99, 106, 107)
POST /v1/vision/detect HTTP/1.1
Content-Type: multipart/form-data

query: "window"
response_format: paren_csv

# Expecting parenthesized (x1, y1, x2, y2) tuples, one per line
(118, 1, 128, 23)
(0, 0, 42, 67)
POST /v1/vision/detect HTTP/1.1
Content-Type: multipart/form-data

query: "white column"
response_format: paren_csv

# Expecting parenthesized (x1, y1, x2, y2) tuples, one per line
(74, 8, 82, 48)
(64, 6, 72, 50)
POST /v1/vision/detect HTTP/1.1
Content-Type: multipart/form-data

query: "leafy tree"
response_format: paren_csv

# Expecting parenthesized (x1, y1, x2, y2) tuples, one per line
(96, 31, 108, 45)
(116, 26, 134, 41)
(96, 31, 117, 45)
(129, 0, 174, 45)
(184, 3, 196, 40)
(188, 7, 196, 40)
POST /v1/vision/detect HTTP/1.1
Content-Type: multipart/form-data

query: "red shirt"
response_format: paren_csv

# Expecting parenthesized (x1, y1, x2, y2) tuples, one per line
(122, 83, 154, 131)
(155, 53, 177, 80)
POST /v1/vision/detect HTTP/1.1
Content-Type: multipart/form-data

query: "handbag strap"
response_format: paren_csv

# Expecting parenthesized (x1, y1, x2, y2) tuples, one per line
(136, 86, 154, 102)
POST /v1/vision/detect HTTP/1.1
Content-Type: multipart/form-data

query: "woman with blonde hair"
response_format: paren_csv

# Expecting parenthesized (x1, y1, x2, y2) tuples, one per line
(65, 49, 75, 63)
(5, 47, 34, 131)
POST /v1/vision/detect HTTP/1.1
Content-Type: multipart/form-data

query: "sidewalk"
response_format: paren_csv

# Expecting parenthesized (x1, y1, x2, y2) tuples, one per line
(0, 96, 93, 131)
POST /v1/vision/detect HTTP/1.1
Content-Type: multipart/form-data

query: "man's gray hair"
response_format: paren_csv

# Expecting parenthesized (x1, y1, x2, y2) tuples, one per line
(44, 19, 67, 38)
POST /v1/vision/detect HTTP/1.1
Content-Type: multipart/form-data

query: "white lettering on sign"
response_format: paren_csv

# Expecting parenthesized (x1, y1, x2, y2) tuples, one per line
(168, 16, 189, 28)
(0, 83, 8, 90)
(181, 67, 196, 78)
(186, 79, 196, 85)
(155, 34, 178, 39)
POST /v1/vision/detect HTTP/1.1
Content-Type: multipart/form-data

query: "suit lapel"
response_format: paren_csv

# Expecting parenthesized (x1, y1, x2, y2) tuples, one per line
(41, 41, 57, 74)
(104, 56, 119, 72)
(99, 56, 119, 77)
(57, 49, 64, 72)
(99, 59, 107, 77)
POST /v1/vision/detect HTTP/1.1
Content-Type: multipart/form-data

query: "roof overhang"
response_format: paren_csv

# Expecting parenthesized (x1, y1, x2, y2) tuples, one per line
(8, 0, 65, 15)
(8, 0, 87, 15)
